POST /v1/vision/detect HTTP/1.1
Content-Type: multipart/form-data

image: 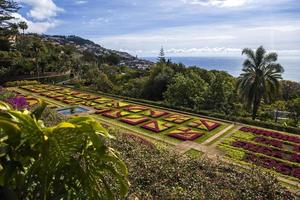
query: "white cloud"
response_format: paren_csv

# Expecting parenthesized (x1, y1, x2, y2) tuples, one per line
(93, 18, 300, 57)
(13, 0, 62, 33)
(12, 12, 60, 33)
(19, 0, 63, 20)
(182, 0, 248, 8)
(75, 0, 88, 5)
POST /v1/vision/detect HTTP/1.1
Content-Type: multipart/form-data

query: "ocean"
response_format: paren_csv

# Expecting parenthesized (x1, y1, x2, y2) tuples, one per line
(143, 57, 300, 82)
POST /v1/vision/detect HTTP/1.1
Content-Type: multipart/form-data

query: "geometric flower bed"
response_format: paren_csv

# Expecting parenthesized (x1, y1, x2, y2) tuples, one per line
(142, 109, 169, 118)
(94, 107, 111, 114)
(26, 97, 39, 106)
(125, 105, 148, 113)
(240, 127, 300, 144)
(219, 127, 300, 180)
(16, 84, 228, 147)
(94, 97, 113, 104)
(245, 153, 300, 179)
(163, 114, 191, 124)
(142, 120, 174, 133)
(102, 110, 131, 119)
(120, 114, 149, 125)
(105, 101, 131, 108)
(168, 127, 203, 141)
(188, 119, 220, 131)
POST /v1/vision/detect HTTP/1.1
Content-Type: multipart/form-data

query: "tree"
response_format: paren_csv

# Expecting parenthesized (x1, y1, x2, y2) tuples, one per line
(280, 80, 300, 101)
(0, 0, 19, 33)
(0, 100, 129, 199)
(164, 72, 208, 108)
(30, 39, 46, 76)
(158, 46, 166, 63)
(95, 72, 114, 93)
(143, 63, 175, 100)
(18, 21, 28, 35)
(237, 46, 284, 120)
(287, 98, 300, 126)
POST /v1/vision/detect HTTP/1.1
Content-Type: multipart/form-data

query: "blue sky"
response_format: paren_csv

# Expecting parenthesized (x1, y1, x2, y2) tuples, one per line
(15, 0, 300, 57)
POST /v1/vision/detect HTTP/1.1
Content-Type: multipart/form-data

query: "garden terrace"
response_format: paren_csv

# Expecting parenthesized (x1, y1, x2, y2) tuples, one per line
(8, 84, 300, 191)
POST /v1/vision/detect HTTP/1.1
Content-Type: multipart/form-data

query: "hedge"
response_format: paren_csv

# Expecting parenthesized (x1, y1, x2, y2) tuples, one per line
(3, 80, 40, 87)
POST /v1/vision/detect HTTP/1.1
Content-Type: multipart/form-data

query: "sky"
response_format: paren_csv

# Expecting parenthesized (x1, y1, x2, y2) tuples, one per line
(14, 0, 300, 58)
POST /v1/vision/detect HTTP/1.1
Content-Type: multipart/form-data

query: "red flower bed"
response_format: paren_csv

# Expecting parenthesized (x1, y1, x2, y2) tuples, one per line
(168, 127, 203, 141)
(253, 137, 283, 148)
(244, 153, 300, 179)
(240, 127, 300, 144)
(293, 145, 300, 152)
(232, 140, 300, 164)
(120, 115, 149, 125)
(141, 120, 174, 133)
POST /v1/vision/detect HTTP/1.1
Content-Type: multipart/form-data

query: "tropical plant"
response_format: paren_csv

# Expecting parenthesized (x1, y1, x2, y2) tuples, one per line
(18, 21, 27, 35)
(0, 100, 129, 199)
(237, 46, 284, 120)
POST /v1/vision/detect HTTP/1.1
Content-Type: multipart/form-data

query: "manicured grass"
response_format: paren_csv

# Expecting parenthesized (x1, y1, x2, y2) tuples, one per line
(185, 149, 204, 158)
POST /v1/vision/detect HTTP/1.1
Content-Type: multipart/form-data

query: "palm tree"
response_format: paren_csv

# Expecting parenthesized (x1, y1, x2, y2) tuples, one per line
(18, 21, 28, 35)
(237, 46, 284, 120)
(0, 100, 129, 199)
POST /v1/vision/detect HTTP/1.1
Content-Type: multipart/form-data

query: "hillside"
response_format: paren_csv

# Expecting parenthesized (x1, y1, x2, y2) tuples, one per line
(38, 34, 153, 69)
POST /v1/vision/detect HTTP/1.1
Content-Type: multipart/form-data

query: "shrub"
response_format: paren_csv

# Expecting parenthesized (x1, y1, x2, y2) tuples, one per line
(109, 129, 295, 199)
(4, 80, 40, 87)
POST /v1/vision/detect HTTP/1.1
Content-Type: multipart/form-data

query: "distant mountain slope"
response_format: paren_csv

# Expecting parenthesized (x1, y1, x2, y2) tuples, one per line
(39, 34, 153, 69)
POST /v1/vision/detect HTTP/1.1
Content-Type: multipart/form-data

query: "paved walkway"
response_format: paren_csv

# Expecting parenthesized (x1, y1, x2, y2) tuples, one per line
(201, 124, 234, 145)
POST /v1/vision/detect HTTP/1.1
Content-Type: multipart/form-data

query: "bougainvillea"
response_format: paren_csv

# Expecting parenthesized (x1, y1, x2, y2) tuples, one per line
(7, 96, 28, 110)
(120, 114, 149, 125)
(168, 127, 203, 141)
(163, 114, 191, 124)
(142, 120, 174, 133)
(188, 119, 220, 131)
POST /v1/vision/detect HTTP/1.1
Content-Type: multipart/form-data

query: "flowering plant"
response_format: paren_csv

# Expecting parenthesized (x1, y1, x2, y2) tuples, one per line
(7, 96, 28, 110)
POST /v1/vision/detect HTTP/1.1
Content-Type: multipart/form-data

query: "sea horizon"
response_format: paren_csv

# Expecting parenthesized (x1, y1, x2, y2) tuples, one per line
(143, 56, 300, 82)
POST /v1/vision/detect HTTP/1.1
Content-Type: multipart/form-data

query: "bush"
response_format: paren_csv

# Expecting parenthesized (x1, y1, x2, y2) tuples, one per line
(4, 80, 40, 87)
(109, 130, 295, 199)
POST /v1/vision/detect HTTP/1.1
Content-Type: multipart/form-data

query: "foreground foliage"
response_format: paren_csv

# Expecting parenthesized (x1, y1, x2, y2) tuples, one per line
(0, 101, 128, 199)
(109, 130, 296, 200)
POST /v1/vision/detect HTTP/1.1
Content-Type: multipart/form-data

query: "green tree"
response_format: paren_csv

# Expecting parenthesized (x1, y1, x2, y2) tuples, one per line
(158, 46, 166, 63)
(95, 72, 114, 93)
(0, 101, 129, 199)
(287, 98, 300, 126)
(280, 80, 300, 101)
(18, 21, 27, 35)
(164, 72, 208, 108)
(143, 63, 175, 100)
(30, 39, 46, 76)
(203, 71, 237, 113)
(237, 46, 284, 120)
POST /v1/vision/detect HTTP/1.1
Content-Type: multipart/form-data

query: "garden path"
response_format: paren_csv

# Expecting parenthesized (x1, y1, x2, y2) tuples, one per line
(201, 124, 234, 145)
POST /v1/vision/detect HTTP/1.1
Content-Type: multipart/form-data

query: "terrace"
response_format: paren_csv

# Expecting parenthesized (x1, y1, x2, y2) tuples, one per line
(6, 84, 300, 190)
